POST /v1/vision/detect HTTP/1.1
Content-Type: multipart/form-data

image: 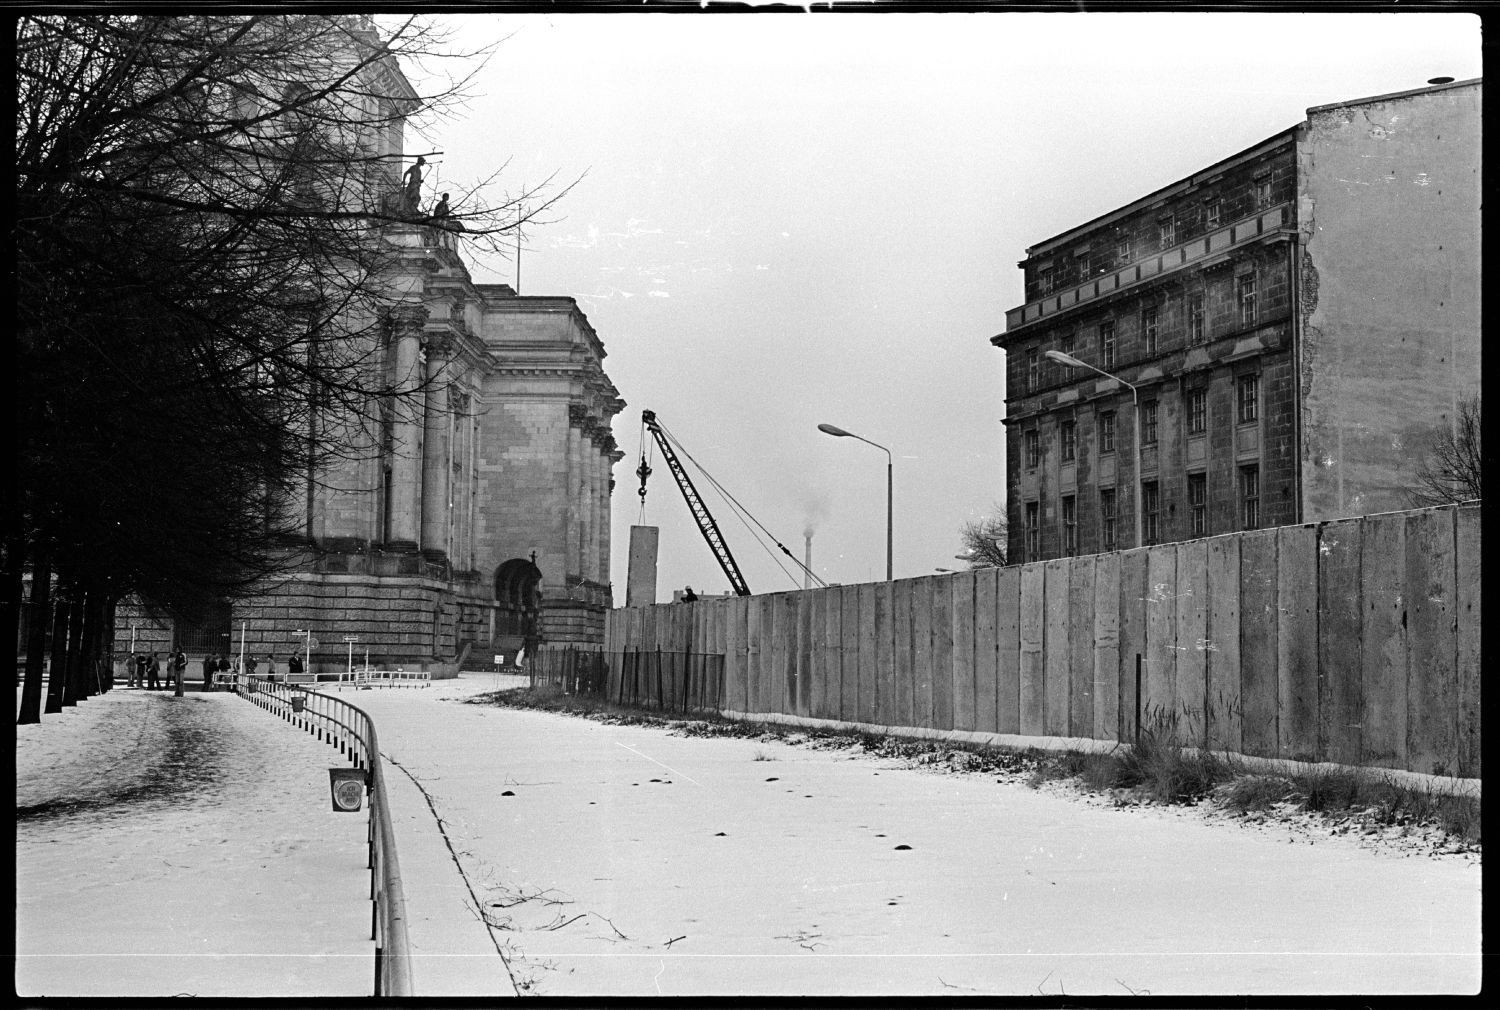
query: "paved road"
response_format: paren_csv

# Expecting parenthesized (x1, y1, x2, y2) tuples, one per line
(354, 677, 1481, 997)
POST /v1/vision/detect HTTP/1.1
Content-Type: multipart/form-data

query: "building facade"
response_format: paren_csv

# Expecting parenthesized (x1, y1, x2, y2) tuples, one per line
(116, 20, 625, 672)
(993, 78, 1480, 564)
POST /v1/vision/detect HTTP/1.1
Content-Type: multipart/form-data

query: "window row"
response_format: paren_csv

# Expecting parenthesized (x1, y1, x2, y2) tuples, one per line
(1030, 172, 1281, 296)
(1021, 374, 1259, 469)
(1017, 273, 1261, 394)
(1021, 463, 1262, 561)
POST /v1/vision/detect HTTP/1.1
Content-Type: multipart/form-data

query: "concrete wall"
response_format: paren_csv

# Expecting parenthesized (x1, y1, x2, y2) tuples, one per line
(1297, 81, 1482, 521)
(608, 502, 1479, 780)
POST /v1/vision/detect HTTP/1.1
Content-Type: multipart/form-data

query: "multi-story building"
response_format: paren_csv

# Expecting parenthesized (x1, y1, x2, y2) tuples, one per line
(992, 77, 1480, 563)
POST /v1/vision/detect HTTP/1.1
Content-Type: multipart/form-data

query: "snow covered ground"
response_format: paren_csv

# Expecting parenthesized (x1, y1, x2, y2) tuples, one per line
(355, 676, 1481, 997)
(15, 675, 1482, 997)
(15, 686, 374, 997)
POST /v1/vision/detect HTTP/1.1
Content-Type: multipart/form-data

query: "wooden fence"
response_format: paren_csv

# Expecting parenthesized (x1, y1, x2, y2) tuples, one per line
(605, 503, 1480, 779)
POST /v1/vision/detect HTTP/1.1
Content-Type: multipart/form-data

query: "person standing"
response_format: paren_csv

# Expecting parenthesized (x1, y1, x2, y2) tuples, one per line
(131, 653, 146, 688)
(265, 655, 277, 682)
(146, 652, 161, 690)
(172, 650, 187, 692)
(202, 654, 216, 691)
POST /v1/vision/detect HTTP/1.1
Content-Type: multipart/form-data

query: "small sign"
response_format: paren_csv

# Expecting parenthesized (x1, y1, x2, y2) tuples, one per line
(343, 636, 359, 642)
(493, 654, 505, 665)
(328, 768, 368, 812)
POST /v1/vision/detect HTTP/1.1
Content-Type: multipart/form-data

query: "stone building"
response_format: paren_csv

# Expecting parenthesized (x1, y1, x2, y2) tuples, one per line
(992, 77, 1480, 564)
(117, 20, 625, 673)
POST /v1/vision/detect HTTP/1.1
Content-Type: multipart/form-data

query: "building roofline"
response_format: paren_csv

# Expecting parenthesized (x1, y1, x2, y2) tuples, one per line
(1022, 126, 1298, 259)
(1305, 76, 1480, 115)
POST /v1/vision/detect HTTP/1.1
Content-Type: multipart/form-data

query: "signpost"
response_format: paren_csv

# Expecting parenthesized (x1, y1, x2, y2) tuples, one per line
(292, 629, 314, 676)
(344, 636, 359, 676)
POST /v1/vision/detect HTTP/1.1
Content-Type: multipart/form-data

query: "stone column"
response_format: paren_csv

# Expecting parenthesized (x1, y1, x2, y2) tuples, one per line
(604, 444, 624, 590)
(566, 405, 587, 588)
(387, 305, 428, 549)
(420, 338, 452, 559)
(592, 434, 610, 587)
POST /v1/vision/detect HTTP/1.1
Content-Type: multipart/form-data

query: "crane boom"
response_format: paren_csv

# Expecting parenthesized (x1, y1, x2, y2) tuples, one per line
(641, 410, 751, 597)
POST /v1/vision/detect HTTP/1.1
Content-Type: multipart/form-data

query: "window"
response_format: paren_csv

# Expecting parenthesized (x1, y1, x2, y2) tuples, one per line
(1188, 472, 1207, 536)
(1100, 321, 1116, 368)
(1140, 399, 1158, 445)
(1142, 305, 1158, 355)
(1026, 347, 1040, 393)
(1059, 329, 1075, 355)
(1024, 428, 1041, 469)
(1038, 265, 1054, 295)
(1187, 388, 1207, 435)
(1060, 419, 1077, 462)
(1240, 464, 1260, 530)
(1237, 271, 1258, 326)
(1142, 480, 1160, 545)
(1188, 293, 1206, 345)
(1025, 502, 1041, 561)
(1254, 174, 1272, 209)
(1205, 199, 1221, 229)
(1098, 411, 1116, 454)
(1099, 488, 1118, 551)
(1116, 235, 1131, 265)
(1237, 373, 1259, 424)
(1157, 217, 1175, 250)
(1062, 495, 1077, 555)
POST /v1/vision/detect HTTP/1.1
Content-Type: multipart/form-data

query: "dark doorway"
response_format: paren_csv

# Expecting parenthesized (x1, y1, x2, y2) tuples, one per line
(494, 558, 542, 639)
(173, 600, 233, 653)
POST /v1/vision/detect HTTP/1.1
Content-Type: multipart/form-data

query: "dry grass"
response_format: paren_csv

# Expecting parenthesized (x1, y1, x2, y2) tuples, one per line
(468, 686, 1479, 848)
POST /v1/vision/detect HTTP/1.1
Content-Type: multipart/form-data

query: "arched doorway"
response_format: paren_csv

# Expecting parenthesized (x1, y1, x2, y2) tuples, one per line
(494, 558, 542, 645)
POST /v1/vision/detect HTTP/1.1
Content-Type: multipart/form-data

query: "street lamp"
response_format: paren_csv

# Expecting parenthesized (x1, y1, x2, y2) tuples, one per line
(818, 422, 893, 581)
(1045, 350, 1143, 550)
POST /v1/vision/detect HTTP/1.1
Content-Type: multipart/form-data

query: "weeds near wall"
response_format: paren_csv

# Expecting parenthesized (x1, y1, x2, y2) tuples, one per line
(469, 685, 1480, 848)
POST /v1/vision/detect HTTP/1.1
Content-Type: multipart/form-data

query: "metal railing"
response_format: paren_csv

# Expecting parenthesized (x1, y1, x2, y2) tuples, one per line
(234, 675, 413, 996)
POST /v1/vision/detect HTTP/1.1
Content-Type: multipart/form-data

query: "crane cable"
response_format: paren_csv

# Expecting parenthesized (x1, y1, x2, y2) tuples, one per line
(651, 419, 827, 590)
(635, 415, 654, 526)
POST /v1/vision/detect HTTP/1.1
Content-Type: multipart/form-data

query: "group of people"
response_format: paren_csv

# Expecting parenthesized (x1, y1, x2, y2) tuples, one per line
(127, 650, 187, 690)
(124, 651, 309, 690)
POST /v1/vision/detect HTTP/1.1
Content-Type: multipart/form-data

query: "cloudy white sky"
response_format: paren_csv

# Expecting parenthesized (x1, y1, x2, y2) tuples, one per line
(402, 10, 1479, 604)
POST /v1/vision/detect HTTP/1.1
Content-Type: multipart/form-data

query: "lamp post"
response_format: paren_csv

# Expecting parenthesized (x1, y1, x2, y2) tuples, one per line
(818, 422, 892, 581)
(1045, 350, 1142, 550)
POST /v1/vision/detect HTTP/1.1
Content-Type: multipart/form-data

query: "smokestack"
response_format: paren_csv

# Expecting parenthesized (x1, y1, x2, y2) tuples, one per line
(804, 530, 813, 590)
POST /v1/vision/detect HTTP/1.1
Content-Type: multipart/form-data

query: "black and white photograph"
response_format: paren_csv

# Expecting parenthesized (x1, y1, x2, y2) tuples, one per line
(14, 3, 1481, 999)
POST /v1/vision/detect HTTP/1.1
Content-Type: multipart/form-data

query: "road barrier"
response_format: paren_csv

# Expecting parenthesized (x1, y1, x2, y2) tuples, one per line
(233, 675, 413, 996)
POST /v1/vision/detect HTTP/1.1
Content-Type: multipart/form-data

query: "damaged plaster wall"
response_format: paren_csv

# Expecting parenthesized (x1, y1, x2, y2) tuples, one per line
(1296, 80, 1481, 521)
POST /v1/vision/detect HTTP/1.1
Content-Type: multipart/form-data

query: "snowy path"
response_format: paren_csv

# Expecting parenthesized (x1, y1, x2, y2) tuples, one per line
(15, 688, 374, 997)
(354, 676, 1481, 997)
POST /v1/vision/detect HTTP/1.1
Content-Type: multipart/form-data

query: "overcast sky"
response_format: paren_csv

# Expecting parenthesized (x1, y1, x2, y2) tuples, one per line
(403, 10, 1480, 605)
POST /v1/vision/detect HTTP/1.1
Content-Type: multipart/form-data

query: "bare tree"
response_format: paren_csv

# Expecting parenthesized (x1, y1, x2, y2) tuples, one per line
(13, 14, 573, 723)
(958, 506, 1009, 568)
(1410, 395, 1482, 507)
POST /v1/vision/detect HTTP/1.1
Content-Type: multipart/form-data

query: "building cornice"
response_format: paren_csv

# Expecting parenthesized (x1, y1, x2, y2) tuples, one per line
(995, 205, 1294, 346)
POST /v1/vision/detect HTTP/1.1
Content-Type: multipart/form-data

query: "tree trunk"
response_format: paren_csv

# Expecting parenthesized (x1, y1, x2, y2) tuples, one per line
(43, 577, 69, 714)
(75, 587, 102, 700)
(17, 545, 50, 725)
(62, 586, 86, 706)
(103, 597, 118, 691)
(1, 534, 24, 695)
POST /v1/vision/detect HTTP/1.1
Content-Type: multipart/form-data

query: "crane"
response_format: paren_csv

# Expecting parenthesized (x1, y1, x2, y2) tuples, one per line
(639, 410, 752, 596)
